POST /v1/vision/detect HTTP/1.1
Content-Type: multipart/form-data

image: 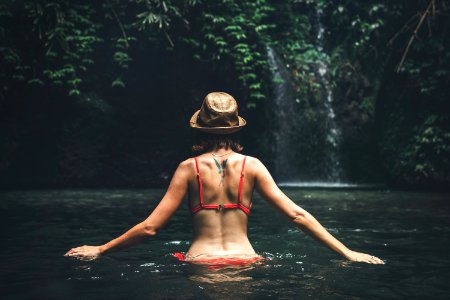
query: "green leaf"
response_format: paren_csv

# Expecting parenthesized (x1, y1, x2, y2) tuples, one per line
(69, 89, 80, 96)
(112, 78, 125, 88)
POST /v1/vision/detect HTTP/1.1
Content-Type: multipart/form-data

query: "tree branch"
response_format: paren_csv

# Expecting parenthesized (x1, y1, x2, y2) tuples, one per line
(386, 13, 419, 47)
(107, 0, 129, 48)
(396, 0, 434, 72)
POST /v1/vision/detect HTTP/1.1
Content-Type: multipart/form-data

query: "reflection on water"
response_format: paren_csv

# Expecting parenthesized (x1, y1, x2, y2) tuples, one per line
(188, 266, 256, 283)
(1, 189, 450, 299)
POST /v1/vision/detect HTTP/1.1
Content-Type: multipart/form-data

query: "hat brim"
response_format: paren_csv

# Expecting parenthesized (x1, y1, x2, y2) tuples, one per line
(189, 110, 246, 134)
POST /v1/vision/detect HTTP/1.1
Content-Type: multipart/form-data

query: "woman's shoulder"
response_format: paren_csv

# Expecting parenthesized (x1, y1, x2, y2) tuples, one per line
(178, 157, 196, 169)
(239, 155, 269, 177)
(242, 155, 265, 166)
(178, 154, 267, 170)
(174, 158, 196, 177)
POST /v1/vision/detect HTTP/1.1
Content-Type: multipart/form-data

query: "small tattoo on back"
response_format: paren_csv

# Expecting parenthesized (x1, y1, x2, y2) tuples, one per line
(213, 158, 228, 185)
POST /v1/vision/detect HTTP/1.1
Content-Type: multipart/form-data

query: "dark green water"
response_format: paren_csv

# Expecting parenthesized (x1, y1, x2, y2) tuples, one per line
(1, 189, 450, 299)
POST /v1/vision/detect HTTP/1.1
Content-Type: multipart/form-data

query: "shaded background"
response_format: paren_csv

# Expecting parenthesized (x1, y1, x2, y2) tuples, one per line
(1, 0, 449, 189)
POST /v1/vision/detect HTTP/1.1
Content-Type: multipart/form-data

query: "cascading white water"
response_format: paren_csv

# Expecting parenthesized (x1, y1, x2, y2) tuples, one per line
(267, 6, 344, 183)
(266, 46, 300, 181)
(315, 7, 343, 181)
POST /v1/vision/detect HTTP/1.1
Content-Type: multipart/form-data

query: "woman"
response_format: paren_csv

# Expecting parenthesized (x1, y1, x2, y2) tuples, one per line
(65, 92, 384, 265)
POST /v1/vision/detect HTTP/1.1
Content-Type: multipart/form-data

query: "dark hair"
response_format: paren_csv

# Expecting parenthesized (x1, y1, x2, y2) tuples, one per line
(192, 132, 243, 154)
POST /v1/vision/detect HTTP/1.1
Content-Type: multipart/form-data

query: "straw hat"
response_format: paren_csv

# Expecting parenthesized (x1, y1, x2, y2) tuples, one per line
(189, 92, 246, 134)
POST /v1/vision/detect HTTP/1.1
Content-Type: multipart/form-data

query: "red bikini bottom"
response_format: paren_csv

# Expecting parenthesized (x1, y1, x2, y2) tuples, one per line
(172, 252, 265, 270)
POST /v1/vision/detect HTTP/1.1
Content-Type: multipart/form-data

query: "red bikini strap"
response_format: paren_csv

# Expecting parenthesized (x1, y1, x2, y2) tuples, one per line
(238, 156, 247, 203)
(194, 157, 204, 205)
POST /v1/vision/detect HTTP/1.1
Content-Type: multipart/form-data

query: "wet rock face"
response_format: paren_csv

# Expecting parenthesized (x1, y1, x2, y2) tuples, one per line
(332, 69, 381, 182)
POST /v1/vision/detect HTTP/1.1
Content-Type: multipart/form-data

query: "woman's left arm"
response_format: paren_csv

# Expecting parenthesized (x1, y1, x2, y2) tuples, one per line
(65, 160, 191, 260)
(252, 157, 384, 264)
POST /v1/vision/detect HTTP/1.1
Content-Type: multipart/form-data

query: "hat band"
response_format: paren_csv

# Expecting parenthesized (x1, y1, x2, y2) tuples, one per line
(197, 113, 239, 128)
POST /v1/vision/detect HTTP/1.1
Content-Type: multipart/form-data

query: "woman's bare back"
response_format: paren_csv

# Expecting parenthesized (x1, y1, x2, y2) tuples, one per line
(186, 153, 258, 259)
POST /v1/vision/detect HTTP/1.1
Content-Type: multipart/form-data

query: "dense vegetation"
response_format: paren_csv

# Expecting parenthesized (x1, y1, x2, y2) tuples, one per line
(1, 0, 449, 189)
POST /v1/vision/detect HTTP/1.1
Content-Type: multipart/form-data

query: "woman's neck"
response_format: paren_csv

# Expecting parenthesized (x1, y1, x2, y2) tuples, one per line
(210, 148, 233, 157)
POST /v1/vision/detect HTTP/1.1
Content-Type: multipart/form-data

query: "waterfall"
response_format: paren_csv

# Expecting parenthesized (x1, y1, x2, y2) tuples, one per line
(267, 6, 344, 183)
(315, 7, 343, 181)
(266, 46, 299, 181)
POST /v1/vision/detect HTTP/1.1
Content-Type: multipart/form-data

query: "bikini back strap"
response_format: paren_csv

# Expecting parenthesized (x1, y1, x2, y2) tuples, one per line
(237, 156, 247, 203)
(194, 157, 204, 206)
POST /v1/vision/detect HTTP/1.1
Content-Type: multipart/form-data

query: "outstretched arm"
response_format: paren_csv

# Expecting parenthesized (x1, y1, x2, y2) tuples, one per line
(65, 160, 191, 260)
(253, 158, 384, 264)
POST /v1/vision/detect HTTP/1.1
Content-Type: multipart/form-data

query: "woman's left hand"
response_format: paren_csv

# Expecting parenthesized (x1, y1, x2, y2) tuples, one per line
(344, 250, 385, 264)
(64, 245, 102, 260)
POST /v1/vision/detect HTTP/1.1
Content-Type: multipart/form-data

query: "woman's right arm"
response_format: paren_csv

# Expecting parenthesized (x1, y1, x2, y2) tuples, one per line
(65, 159, 191, 259)
(252, 158, 384, 264)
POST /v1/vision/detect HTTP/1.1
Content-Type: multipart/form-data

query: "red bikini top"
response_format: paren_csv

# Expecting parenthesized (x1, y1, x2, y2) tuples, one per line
(190, 156, 252, 215)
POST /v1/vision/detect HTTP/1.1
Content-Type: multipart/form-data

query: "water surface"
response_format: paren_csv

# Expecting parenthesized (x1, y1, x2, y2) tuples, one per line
(1, 189, 449, 299)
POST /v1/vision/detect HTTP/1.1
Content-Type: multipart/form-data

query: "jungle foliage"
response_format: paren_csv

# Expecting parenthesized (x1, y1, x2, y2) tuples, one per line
(0, 0, 449, 188)
(0, 0, 272, 105)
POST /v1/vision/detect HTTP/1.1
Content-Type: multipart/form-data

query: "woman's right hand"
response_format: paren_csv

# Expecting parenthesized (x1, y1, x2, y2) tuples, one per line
(344, 250, 385, 264)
